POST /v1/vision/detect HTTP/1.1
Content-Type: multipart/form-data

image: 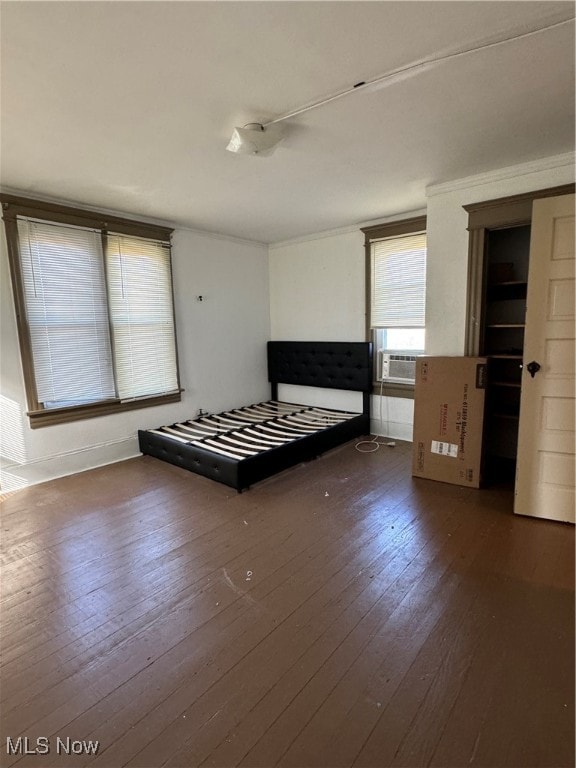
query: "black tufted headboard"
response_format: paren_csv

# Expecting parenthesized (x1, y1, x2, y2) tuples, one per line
(267, 341, 373, 418)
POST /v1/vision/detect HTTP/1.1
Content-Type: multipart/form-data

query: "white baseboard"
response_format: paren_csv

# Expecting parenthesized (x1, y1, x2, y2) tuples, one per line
(370, 418, 413, 442)
(0, 437, 140, 493)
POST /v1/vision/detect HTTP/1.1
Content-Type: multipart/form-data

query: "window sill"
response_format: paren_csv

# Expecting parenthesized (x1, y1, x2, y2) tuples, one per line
(371, 381, 415, 399)
(28, 391, 182, 428)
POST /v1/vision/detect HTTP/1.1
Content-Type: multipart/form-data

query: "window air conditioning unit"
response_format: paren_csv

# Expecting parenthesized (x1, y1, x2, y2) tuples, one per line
(378, 352, 417, 384)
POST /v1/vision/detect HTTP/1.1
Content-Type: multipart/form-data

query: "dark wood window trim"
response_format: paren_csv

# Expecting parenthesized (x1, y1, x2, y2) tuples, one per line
(361, 216, 427, 241)
(361, 216, 427, 398)
(1, 194, 181, 428)
(370, 381, 416, 399)
(0, 194, 172, 240)
(26, 392, 183, 429)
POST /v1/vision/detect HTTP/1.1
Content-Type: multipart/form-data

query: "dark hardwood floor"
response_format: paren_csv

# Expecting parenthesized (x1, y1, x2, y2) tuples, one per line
(1, 440, 574, 768)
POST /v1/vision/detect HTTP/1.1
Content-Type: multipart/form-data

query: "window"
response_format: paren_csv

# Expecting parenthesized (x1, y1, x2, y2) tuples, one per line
(362, 216, 426, 394)
(2, 195, 181, 427)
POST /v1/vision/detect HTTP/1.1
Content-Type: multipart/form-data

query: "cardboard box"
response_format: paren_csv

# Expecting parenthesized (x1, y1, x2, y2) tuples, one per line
(412, 357, 487, 488)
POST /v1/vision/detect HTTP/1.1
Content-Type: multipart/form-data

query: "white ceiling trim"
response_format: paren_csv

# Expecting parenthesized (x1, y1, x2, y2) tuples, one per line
(0, 186, 174, 229)
(172, 224, 267, 248)
(269, 208, 428, 250)
(426, 152, 576, 197)
(0, 186, 268, 248)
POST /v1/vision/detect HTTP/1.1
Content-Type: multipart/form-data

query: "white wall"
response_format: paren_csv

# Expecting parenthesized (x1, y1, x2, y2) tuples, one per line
(425, 153, 575, 355)
(269, 229, 365, 342)
(0, 225, 270, 491)
(268, 153, 575, 442)
(269, 225, 417, 441)
(172, 229, 270, 413)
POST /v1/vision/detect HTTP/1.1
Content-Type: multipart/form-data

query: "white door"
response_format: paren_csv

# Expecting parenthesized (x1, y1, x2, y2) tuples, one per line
(515, 194, 575, 523)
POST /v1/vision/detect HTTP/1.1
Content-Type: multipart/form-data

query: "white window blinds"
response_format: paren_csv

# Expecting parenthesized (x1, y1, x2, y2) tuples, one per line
(17, 219, 116, 407)
(370, 232, 427, 328)
(106, 234, 178, 400)
(16, 218, 179, 410)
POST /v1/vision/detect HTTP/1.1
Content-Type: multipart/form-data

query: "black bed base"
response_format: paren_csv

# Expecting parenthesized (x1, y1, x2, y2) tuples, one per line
(138, 410, 368, 491)
(139, 341, 373, 491)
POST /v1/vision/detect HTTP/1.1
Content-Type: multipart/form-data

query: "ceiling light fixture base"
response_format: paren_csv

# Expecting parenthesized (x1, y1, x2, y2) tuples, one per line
(226, 123, 285, 156)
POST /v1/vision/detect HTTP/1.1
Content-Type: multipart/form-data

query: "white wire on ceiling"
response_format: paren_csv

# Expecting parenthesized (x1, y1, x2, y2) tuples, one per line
(263, 16, 574, 128)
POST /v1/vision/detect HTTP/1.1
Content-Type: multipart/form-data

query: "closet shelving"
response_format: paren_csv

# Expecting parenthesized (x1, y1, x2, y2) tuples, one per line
(465, 184, 575, 487)
(479, 225, 530, 482)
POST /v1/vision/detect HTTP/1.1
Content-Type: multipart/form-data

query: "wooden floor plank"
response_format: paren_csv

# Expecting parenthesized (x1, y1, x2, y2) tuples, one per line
(3, 460, 413, 760)
(237, 495, 495, 768)
(65, 484, 421, 767)
(124, 499, 439, 767)
(1, 440, 573, 768)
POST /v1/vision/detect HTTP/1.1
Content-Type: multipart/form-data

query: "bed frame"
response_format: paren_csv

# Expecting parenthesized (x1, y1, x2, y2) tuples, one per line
(138, 340, 373, 491)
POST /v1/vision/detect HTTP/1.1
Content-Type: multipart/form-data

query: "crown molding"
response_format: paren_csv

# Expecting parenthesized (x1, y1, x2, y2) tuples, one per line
(269, 208, 427, 250)
(0, 186, 267, 248)
(269, 224, 361, 250)
(174, 223, 267, 249)
(426, 152, 576, 198)
(0, 186, 175, 229)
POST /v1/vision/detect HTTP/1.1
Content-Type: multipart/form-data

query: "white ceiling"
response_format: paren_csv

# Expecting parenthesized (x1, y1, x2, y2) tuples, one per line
(1, 1, 574, 243)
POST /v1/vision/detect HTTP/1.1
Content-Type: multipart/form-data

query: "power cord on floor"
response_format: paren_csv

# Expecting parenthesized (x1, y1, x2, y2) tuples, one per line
(355, 378, 396, 453)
